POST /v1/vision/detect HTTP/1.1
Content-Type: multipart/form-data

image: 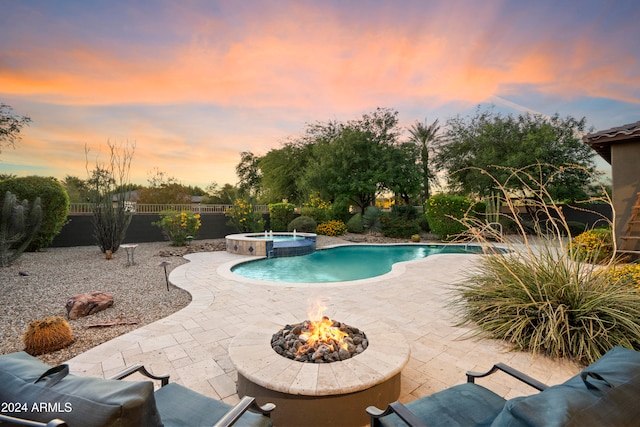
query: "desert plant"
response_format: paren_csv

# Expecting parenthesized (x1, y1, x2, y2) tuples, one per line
(0, 191, 42, 266)
(0, 175, 69, 251)
(268, 202, 295, 231)
(288, 215, 317, 233)
(86, 141, 135, 253)
(154, 210, 202, 246)
(23, 316, 74, 355)
(346, 213, 364, 233)
(316, 219, 347, 236)
(362, 206, 382, 233)
(456, 245, 640, 365)
(452, 164, 637, 365)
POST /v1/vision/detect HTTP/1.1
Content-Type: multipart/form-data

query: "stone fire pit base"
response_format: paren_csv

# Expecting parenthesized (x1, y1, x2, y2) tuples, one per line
(229, 320, 410, 427)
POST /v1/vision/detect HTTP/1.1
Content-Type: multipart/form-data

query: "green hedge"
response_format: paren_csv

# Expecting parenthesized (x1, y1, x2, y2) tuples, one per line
(425, 194, 473, 240)
(288, 216, 317, 233)
(0, 176, 69, 251)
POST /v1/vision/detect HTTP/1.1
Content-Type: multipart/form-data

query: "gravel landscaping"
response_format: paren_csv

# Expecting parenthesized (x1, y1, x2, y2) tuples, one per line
(0, 234, 412, 366)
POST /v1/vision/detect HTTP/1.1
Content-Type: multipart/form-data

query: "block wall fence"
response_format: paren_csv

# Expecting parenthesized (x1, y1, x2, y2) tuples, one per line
(50, 204, 612, 248)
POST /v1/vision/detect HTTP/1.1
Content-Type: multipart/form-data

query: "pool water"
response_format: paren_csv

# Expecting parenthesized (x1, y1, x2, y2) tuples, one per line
(231, 244, 488, 283)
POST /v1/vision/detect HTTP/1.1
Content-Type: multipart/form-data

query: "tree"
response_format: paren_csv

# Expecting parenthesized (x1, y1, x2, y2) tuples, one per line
(435, 108, 597, 201)
(62, 175, 91, 203)
(408, 118, 440, 201)
(383, 142, 422, 205)
(259, 143, 311, 204)
(302, 109, 407, 212)
(0, 102, 32, 154)
(236, 152, 262, 198)
(86, 140, 135, 253)
(203, 182, 238, 204)
(136, 168, 192, 204)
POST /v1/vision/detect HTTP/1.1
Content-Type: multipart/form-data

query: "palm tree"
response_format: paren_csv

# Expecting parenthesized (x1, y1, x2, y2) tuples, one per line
(408, 118, 440, 201)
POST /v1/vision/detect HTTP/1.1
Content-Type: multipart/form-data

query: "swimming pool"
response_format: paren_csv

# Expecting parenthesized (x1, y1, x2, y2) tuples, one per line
(231, 244, 490, 283)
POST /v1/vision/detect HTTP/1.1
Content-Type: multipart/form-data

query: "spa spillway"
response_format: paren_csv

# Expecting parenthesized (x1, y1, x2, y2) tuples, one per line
(226, 232, 317, 258)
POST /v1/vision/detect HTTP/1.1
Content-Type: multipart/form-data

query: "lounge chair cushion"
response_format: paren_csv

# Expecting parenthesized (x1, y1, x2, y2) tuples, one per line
(377, 382, 506, 427)
(0, 351, 162, 427)
(491, 346, 640, 427)
(154, 382, 272, 427)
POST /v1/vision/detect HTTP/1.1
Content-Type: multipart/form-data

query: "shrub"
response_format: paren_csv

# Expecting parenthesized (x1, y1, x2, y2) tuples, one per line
(380, 214, 421, 238)
(302, 193, 332, 223)
(0, 176, 69, 251)
(346, 213, 364, 233)
(417, 214, 430, 232)
(268, 202, 295, 231)
(425, 194, 473, 240)
(288, 216, 317, 233)
(316, 220, 347, 236)
(391, 204, 418, 220)
(225, 198, 264, 232)
(300, 207, 331, 224)
(606, 263, 640, 288)
(571, 227, 613, 264)
(154, 210, 201, 246)
(23, 316, 74, 355)
(455, 244, 640, 365)
(0, 191, 43, 267)
(453, 164, 633, 365)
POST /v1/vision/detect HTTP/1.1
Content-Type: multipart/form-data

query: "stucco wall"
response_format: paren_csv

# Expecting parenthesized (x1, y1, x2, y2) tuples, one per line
(611, 143, 640, 250)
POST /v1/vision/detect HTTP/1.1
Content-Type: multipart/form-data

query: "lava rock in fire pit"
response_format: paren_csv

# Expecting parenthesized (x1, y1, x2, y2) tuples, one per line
(271, 317, 368, 363)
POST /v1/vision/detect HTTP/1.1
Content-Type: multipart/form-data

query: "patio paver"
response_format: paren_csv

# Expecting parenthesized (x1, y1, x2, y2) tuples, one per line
(67, 249, 581, 409)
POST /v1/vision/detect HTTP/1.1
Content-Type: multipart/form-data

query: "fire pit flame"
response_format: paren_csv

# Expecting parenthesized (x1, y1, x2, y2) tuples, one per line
(271, 302, 368, 363)
(296, 315, 348, 355)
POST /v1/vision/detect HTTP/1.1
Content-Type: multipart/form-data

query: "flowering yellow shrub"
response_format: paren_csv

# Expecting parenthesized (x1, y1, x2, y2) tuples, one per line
(571, 228, 613, 263)
(316, 220, 347, 236)
(606, 263, 640, 287)
(225, 198, 264, 232)
(154, 210, 201, 246)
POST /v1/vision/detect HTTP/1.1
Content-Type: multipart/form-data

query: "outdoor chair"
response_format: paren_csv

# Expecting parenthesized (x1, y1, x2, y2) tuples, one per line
(367, 346, 640, 427)
(0, 351, 275, 427)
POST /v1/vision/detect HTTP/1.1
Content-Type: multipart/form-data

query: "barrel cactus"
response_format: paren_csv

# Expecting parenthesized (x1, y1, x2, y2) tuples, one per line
(23, 316, 74, 355)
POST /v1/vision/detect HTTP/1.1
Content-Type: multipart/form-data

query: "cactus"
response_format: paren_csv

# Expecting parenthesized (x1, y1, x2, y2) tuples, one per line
(0, 191, 42, 267)
(23, 316, 74, 355)
(485, 192, 501, 224)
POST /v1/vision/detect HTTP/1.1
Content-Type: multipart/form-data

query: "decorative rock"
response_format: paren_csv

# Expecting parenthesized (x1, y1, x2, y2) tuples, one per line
(271, 319, 367, 363)
(65, 291, 114, 320)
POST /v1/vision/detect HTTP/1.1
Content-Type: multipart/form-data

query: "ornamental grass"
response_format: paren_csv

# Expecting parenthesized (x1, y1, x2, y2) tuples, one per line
(452, 164, 640, 365)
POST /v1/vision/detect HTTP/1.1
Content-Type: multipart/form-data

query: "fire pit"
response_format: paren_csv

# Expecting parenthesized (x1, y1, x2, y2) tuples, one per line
(271, 308, 368, 363)
(229, 313, 409, 427)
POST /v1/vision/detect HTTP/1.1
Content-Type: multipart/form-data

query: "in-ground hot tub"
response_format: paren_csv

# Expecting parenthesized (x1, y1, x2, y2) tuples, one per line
(226, 232, 316, 258)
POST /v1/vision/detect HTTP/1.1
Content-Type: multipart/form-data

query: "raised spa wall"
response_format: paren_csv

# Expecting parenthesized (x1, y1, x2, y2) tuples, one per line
(226, 232, 317, 258)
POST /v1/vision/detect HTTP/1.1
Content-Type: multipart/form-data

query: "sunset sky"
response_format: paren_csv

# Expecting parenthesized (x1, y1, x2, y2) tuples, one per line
(1, 0, 639, 189)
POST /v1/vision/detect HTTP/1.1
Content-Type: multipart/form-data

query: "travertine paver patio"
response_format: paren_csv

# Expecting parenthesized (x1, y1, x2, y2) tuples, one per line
(66, 248, 580, 410)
